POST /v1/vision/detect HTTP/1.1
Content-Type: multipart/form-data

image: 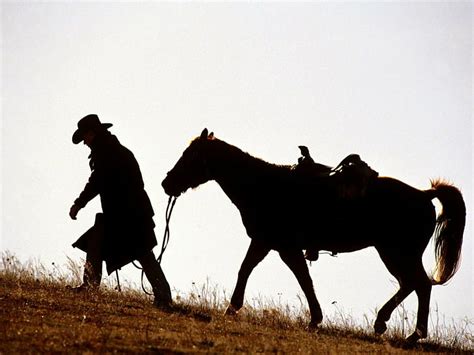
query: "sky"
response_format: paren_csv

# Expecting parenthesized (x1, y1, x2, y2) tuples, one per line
(2, 1, 472, 331)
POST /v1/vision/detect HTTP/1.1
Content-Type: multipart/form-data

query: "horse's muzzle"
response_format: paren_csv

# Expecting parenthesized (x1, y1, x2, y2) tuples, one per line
(161, 175, 182, 197)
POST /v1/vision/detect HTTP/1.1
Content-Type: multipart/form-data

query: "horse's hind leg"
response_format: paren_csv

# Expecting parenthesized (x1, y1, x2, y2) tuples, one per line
(225, 239, 270, 315)
(407, 264, 432, 342)
(279, 249, 323, 327)
(375, 248, 432, 341)
(374, 286, 413, 335)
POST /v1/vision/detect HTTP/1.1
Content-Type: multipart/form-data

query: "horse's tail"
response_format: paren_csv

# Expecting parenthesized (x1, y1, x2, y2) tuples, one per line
(426, 179, 466, 285)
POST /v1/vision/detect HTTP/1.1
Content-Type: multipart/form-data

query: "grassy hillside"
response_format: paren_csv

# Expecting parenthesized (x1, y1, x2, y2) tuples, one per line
(1, 254, 472, 354)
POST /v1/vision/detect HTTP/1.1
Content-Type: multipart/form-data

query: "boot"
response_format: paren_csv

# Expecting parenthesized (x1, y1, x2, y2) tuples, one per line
(82, 257, 102, 289)
(68, 257, 102, 293)
(138, 251, 172, 309)
(70, 213, 104, 292)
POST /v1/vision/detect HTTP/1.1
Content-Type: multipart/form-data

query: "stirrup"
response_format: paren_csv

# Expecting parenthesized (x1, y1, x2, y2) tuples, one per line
(304, 249, 319, 261)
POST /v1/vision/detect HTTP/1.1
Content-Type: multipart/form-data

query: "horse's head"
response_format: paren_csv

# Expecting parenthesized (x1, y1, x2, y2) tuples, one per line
(162, 128, 215, 197)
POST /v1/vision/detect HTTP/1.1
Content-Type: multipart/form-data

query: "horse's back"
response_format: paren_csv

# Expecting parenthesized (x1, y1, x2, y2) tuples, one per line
(369, 177, 434, 213)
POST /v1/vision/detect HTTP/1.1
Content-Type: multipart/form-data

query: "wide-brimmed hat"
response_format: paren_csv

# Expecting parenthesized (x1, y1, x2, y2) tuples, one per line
(72, 114, 113, 144)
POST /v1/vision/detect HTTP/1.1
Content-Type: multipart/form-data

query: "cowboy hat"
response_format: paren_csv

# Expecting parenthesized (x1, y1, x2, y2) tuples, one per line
(72, 114, 113, 144)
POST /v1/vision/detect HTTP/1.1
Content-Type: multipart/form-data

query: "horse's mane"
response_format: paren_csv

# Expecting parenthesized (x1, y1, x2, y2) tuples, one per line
(205, 137, 293, 175)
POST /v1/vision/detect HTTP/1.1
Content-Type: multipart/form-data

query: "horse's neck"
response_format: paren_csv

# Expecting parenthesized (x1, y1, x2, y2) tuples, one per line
(209, 142, 284, 206)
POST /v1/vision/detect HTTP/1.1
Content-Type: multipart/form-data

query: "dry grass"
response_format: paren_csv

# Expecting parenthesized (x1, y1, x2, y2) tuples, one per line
(1, 252, 472, 354)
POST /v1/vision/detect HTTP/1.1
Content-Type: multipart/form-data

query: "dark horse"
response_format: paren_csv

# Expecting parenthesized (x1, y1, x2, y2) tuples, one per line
(162, 129, 466, 343)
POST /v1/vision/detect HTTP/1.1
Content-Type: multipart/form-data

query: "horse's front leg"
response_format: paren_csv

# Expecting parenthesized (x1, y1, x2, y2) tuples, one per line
(279, 249, 323, 327)
(225, 239, 270, 315)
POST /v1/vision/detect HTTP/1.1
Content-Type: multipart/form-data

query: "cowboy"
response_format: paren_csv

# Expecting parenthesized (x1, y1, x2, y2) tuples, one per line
(69, 114, 172, 309)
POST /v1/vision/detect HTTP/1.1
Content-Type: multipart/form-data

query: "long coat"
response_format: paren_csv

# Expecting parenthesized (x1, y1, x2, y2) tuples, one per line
(72, 130, 157, 274)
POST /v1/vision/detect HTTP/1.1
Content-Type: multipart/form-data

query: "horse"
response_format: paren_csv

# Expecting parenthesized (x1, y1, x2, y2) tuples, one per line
(162, 128, 466, 343)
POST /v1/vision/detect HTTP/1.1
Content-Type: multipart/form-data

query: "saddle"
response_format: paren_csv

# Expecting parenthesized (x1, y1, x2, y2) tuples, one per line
(294, 146, 379, 262)
(294, 146, 379, 199)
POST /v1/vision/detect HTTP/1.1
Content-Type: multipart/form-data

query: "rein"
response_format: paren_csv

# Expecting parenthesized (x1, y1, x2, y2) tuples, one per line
(120, 195, 178, 295)
(158, 196, 178, 263)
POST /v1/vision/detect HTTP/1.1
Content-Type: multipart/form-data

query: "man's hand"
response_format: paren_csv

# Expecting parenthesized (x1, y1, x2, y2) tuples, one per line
(69, 204, 81, 220)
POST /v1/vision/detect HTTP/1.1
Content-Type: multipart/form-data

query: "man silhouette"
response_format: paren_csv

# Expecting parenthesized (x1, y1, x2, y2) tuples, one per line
(69, 114, 172, 309)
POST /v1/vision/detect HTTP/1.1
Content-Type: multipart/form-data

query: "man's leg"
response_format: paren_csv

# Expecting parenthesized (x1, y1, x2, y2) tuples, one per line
(73, 218, 104, 292)
(137, 251, 172, 308)
(83, 240, 102, 288)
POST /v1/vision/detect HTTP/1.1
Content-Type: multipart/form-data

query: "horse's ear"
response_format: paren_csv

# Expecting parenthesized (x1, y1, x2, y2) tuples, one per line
(200, 128, 208, 139)
(208, 132, 215, 140)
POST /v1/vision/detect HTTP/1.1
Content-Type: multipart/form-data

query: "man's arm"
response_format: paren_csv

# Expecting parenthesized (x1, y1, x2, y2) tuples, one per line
(69, 170, 100, 220)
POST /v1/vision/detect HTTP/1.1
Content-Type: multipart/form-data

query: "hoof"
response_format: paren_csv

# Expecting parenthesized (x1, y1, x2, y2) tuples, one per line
(374, 320, 387, 335)
(406, 328, 424, 344)
(307, 321, 320, 331)
(153, 298, 173, 312)
(224, 304, 239, 316)
(406, 333, 420, 344)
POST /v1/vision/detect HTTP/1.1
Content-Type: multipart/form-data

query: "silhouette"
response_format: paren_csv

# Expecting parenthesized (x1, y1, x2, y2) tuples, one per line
(69, 114, 172, 309)
(161, 128, 466, 343)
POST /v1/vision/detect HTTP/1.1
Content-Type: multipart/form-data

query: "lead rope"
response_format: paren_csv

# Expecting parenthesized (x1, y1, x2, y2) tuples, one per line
(121, 196, 177, 295)
(158, 196, 178, 264)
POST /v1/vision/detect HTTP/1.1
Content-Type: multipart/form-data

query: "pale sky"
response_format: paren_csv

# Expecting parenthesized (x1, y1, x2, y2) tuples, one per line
(2, 1, 472, 330)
